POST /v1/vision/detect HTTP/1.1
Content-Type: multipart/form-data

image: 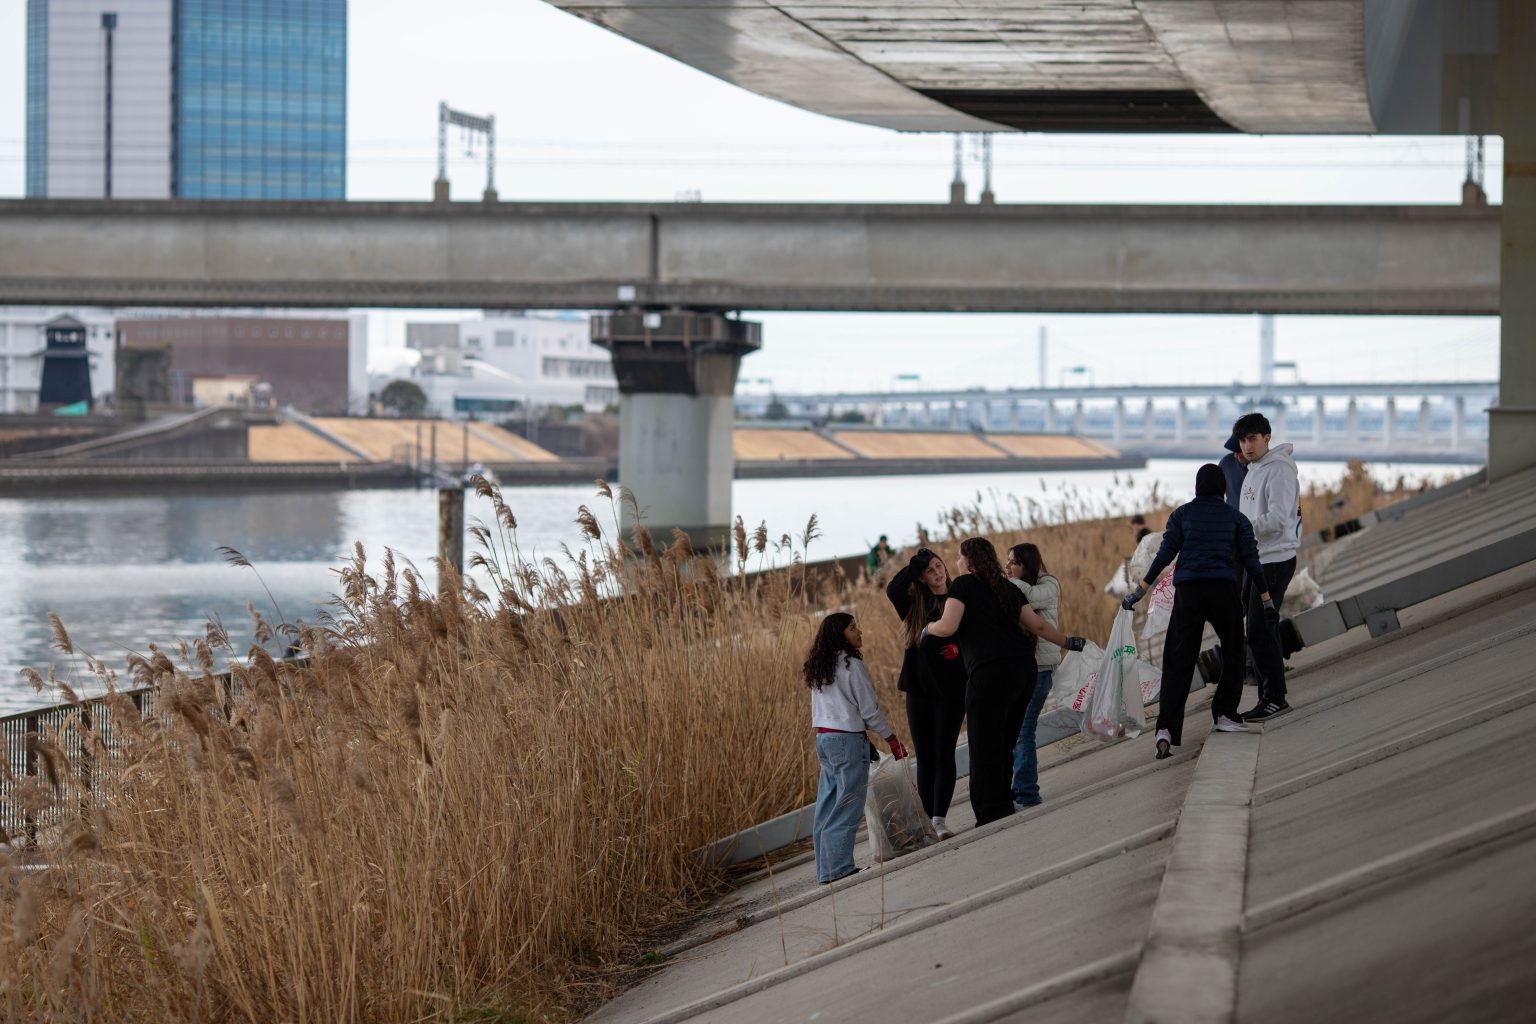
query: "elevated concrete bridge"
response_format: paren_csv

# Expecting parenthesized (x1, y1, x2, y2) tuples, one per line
(0, 199, 1499, 316)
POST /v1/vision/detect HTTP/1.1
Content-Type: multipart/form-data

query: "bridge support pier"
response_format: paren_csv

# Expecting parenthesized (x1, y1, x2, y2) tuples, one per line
(1073, 400, 1086, 435)
(1346, 398, 1360, 442)
(1314, 398, 1327, 444)
(1419, 399, 1433, 439)
(1490, 1, 1536, 479)
(1453, 396, 1467, 449)
(1045, 401, 1058, 433)
(1206, 398, 1220, 439)
(1175, 400, 1188, 442)
(1142, 400, 1156, 440)
(1113, 399, 1126, 444)
(1272, 404, 1287, 440)
(1383, 398, 1397, 448)
(593, 311, 761, 549)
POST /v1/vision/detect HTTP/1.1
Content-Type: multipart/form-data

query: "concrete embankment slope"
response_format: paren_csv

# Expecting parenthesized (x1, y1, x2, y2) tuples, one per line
(584, 469, 1536, 1024)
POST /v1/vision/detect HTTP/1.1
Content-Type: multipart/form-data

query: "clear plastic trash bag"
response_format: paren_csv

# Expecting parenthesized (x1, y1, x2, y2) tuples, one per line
(864, 755, 938, 862)
(1141, 569, 1177, 641)
(1080, 609, 1146, 742)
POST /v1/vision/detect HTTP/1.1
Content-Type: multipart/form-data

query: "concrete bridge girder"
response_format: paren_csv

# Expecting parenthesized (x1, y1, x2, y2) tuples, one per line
(0, 200, 1500, 315)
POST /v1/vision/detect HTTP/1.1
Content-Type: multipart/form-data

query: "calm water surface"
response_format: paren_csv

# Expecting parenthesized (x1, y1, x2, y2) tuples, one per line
(0, 459, 1470, 714)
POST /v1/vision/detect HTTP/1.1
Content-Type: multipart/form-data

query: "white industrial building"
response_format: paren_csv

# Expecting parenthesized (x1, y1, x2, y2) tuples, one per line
(405, 312, 618, 418)
(0, 306, 117, 413)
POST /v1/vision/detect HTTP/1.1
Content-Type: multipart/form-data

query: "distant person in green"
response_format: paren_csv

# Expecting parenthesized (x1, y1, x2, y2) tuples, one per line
(867, 535, 895, 574)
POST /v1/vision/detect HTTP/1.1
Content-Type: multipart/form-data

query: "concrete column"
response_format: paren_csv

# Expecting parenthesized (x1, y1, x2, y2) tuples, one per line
(921, 401, 931, 426)
(1272, 403, 1287, 440)
(978, 401, 991, 431)
(1314, 397, 1326, 443)
(1175, 399, 1188, 442)
(1453, 395, 1467, 449)
(1142, 400, 1156, 440)
(1207, 398, 1220, 439)
(1489, 1, 1536, 478)
(594, 311, 760, 549)
(1383, 397, 1397, 447)
(1346, 398, 1360, 441)
(1419, 398, 1433, 437)
(1045, 401, 1058, 432)
(948, 401, 960, 428)
(1112, 398, 1126, 444)
(1073, 399, 1085, 435)
(1008, 400, 1020, 431)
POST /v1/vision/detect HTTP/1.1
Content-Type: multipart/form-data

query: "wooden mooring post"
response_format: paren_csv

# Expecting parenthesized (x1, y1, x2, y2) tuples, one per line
(438, 486, 465, 591)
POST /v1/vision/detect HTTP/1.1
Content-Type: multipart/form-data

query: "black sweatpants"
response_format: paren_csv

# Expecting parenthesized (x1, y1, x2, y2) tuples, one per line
(905, 689, 966, 819)
(966, 657, 1033, 827)
(1244, 557, 1297, 703)
(1159, 578, 1246, 747)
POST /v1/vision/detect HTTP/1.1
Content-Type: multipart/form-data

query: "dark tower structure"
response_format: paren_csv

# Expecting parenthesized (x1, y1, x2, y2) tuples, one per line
(38, 315, 93, 410)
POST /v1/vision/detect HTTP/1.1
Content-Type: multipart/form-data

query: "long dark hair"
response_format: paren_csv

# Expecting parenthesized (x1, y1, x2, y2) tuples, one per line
(960, 537, 1018, 612)
(1008, 542, 1048, 586)
(902, 548, 946, 649)
(803, 612, 860, 689)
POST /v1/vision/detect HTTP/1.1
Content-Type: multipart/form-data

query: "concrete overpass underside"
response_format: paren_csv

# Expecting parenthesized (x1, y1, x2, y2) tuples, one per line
(0, 199, 1499, 315)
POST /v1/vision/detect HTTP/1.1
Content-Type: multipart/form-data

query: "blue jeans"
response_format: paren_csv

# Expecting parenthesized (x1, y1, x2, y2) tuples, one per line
(813, 732, 870, 883)
(1011, 669, 1053, 807)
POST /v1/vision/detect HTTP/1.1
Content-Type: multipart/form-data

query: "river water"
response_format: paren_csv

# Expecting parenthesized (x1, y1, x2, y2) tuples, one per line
(0, 459, 1470, 715)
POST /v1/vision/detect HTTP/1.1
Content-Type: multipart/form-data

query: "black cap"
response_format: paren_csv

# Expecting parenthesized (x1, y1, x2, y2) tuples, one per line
(1196, 463, 1226, 498)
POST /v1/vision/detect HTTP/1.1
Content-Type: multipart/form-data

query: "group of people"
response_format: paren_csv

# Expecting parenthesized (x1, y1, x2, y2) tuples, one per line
(804, 536, 1087, 883)
(1123, 412, 1301, 757)
(802, 411, 1302, 882)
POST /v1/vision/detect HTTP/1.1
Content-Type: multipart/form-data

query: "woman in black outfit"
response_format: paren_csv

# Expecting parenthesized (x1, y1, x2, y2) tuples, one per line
(928, 538, 1085, 826)
(886, 547, 969, 839)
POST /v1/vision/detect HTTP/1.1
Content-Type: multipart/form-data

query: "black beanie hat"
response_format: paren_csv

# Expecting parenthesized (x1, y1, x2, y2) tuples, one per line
(1196, 463, 1227, 498)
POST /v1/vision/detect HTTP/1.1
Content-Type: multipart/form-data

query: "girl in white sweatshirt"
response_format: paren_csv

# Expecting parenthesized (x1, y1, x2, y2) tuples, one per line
(804, 612, 907, 884)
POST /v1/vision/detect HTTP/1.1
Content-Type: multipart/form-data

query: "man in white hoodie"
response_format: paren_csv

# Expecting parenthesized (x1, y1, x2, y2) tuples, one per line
(1234, 413, 1301, 721)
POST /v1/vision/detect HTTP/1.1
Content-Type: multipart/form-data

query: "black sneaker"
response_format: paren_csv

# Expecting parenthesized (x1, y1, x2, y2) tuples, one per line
(1241, 700, 1292, 723)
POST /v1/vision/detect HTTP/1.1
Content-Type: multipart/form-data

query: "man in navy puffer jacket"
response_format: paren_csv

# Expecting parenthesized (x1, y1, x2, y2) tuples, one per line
(1123, 464, 1276, 759)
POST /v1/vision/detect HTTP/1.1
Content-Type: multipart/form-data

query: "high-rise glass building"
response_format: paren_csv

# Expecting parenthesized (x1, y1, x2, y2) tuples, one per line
(25, 0, 346, 199)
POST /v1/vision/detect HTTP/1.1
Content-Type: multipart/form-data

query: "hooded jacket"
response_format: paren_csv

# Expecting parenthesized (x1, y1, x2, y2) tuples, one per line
(1143, 496, 1265, 587)
(1239, 442, 1301, 563)
(1219, 434, 1247, 511)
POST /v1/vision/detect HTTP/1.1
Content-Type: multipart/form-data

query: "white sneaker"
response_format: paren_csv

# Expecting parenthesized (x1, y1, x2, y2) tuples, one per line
(931, 816, 954, 840)
(1213, 716, 1249, 733)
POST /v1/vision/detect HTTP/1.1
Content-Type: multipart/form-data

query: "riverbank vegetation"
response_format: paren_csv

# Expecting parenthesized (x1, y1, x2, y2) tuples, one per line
(1, 461, 1443, 1021)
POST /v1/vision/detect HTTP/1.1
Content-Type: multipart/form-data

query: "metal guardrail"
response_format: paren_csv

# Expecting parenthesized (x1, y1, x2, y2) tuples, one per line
(1, 683, 159, 844)
(0, 659, 293, 846)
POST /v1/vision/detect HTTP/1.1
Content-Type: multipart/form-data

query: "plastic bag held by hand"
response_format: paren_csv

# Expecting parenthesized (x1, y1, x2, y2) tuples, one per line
(864, 755, 938, 862)
(1080, 609, 1146, 742)
(1141, 570, 1177, 641)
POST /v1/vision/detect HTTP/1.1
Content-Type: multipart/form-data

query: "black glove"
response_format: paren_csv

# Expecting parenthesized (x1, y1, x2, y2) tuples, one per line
(1263, 599, 1280, 625)
(1121, 585, 1146, 611)
(1065, 636, 1087, 653)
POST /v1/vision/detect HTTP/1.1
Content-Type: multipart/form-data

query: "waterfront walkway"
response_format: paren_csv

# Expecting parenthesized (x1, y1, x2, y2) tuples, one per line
(584, 469, 1536, 1024)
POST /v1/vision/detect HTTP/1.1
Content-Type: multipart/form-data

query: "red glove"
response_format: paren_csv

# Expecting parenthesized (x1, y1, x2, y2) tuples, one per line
(940, 643, 960, 661)
(887, 736, 908, 759)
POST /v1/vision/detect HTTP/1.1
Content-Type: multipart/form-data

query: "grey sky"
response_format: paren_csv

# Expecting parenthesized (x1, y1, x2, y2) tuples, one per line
(0, 0, 1502, 393)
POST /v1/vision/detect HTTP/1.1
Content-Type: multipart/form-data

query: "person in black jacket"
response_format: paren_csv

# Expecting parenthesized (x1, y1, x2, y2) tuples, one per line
(1122, 463, 1277, 760)
(927, 538, 1086, 827)
(886, 548, 968, 839)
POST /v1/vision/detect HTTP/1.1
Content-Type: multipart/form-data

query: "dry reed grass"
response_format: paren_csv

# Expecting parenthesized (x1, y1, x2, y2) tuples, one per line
(0, 462, 1444, 1022)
